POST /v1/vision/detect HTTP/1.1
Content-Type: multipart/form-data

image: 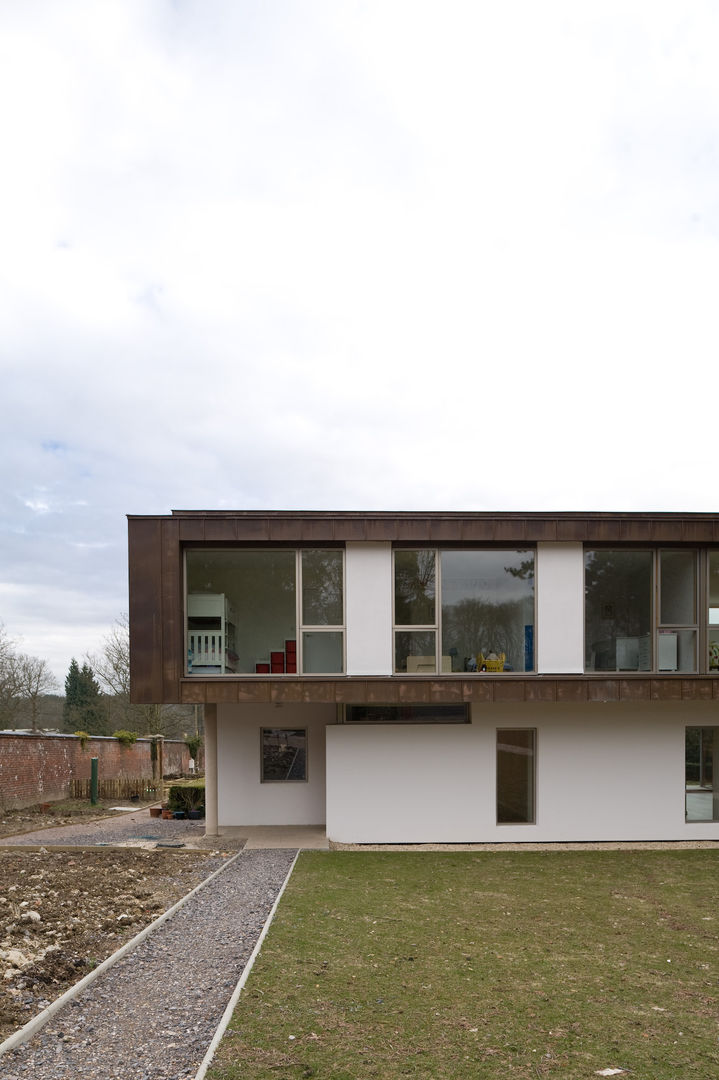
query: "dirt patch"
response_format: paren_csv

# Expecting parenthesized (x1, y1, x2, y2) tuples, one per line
(0, 847, 225, 1042)
(0, 799, 149, 839)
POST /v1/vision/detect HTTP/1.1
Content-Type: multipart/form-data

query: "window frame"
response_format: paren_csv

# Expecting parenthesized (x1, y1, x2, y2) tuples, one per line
(392, 546, 537, 675)
(583, 546, 709, 674)
(183, 546, 346, 677)
(260, 726, 308, 783)
(496, 727, 536, 825)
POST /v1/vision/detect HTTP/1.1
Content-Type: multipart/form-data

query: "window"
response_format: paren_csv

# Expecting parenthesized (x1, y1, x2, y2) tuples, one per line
(261, 728, 307, 782)
(497, 729, 535, 824)
(344, 704, 470, 723)
(185, 549, 344, 675)
(685, 727, 718, 821)
(585, 549, 700, 673)
(708, 553, 719, 672)
(393, 549, 535, 674)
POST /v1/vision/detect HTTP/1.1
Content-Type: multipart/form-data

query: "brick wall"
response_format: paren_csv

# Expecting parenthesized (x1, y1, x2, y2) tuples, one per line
(0, 734, 191, 811)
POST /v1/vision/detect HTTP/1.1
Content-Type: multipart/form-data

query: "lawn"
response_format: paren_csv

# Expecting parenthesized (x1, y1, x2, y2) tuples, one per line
(207, 850, 719, 1080)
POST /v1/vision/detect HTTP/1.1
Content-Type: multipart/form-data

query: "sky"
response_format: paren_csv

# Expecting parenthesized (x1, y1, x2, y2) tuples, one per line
(1, 0, 718, 684)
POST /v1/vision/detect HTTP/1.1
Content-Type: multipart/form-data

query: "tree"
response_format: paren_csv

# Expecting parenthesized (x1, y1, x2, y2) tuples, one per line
(63, 658, 107, 735)
(87, 616, 195, 738)
(0, 624, 22, 726)
(15, 655, 58, 731)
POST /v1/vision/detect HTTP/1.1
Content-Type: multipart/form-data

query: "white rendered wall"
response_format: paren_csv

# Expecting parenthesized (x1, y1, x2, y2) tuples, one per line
(536, 542, 584, 673)
(345, 542, 392, 676)
(217, 703, 334, 827)
(326, 702, 719, 843)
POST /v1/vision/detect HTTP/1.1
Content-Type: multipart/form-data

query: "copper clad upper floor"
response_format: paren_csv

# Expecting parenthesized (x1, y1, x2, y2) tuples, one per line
(128, 510, 719, 705)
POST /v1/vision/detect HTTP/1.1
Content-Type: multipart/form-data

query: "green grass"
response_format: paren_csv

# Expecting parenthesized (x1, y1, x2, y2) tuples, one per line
(207, 851, 719, 1080)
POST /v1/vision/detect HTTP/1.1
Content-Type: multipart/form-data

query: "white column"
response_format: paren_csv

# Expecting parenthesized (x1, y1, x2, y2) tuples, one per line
(345, 542, 393, 675)
(536, 542, 584, 674)
(204, 703, 218, 836)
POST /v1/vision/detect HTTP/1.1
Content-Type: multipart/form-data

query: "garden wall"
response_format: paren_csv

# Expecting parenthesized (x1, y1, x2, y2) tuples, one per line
(0, 733, 192, 811)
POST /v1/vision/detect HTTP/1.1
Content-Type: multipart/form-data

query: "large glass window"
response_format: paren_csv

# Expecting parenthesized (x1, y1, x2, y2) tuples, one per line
(685, 727, 718, 822)
(393, 549, 535, 673)
(497, 729, 535, 824)
(344, 704, 470, 723)
(585, 549, 700, 673)
(708, 553, 719, 672)
(186, 549, 343, 675)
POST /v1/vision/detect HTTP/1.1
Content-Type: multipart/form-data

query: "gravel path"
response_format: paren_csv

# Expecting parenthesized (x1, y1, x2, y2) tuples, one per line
(0, 809, 238, 850)
(1, 847, 296, 1079)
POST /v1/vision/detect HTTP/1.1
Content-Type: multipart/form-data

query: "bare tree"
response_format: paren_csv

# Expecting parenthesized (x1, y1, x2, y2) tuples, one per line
(0, 625, 23, 726)
(16, 655, 59, 731)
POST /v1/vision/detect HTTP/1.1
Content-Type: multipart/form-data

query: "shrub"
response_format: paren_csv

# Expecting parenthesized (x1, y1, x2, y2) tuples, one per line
(185, 735, 203, 763)
(113, 730, 137, 747)
(74, 730, 90, 750)
(167, 780, 205, 814)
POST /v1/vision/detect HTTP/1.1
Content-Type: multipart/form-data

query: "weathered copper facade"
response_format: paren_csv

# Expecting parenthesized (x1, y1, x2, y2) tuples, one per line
(128, 510, 719, 705)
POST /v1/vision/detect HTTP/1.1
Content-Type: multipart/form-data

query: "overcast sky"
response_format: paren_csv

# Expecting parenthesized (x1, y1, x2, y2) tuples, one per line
(1, 0, 718, 684)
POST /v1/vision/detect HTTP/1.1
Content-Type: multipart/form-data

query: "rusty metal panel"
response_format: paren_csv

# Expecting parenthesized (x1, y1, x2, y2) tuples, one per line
(160, 518, 182, 702)
(525, 680, 557, 701)
(301, 681, 335, 703)
(429, 680, 463, 702)
(335, 680, 367, 703)
(180, 681, 206, 704)
(587, 680, 619, 701)
(232, 518, 271, 542)
(556, 680, 588, 702)
(270, 681, 303, 703)
(297, 519, 338, 542)
(556, 519, 588, 541)
(204, 519, 238, 542)
(683, 679, 713, 700)
(457, 519, 498, 542)
(128, 518, 165, 704)
(237, 681, 271, 703)
(493, 519, 527, 542)
(340, 518, 369, 541)
(650, 679, 682, 700)
(207, 681, 240, 704)
(462, 680, 493, 702)
(493, 680, 526, 702)
(365, 519, 399, 541)
(531, 519, 558, 541)
(178, 519, 206, 541)
(398, 680, 430, 703)
(366, 679, 400, 702)
(619, 680, 650, 701)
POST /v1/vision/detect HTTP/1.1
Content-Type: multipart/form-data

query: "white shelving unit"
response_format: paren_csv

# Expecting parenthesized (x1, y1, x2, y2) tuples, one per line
(187, 593, 238, 674)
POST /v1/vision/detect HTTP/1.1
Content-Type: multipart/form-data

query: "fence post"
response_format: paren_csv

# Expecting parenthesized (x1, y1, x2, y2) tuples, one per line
(90, 758, 99, 805)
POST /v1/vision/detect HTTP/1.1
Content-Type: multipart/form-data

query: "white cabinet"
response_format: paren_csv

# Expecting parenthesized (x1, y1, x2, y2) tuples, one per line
(187, 594, 238, 674)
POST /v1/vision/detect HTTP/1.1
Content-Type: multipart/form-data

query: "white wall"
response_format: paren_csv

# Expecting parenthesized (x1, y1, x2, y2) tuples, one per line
(326, 702, 719, 843)
(217, 703, 334, 826)
(536, 542, 584, 673)
(345, 542, 393, 675)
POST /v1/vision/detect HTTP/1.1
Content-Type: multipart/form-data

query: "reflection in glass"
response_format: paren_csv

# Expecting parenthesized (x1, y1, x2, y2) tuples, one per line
(302, 631, 343, 673)
(441, 550, 535, 672)
(584, 550, 652, 671)
(685, 727, 719, 822)
(261, 728, 307, 782)
(497, 729, 535, 824)
(186, 550, 295, 675)
(660, 550, 696, 625)
(394, 550, 435, 625)
(302, 550, 343, 625)
(394, 630, 436, 673)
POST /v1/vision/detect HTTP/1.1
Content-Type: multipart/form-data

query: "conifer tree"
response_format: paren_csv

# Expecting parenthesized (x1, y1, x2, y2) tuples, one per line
(63, 658, 107, 734)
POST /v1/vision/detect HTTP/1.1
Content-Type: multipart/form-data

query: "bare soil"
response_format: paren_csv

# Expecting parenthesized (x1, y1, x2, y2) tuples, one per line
(0, 846, 224, 1042)
(0, 798, 146, 838)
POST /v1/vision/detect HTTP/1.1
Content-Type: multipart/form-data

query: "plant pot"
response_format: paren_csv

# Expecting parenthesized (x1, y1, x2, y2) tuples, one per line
(173, 810, 185, 819)
(187, 810, 203, 820)
(161, 809, 173, 820)
(149, 807, 162, 818)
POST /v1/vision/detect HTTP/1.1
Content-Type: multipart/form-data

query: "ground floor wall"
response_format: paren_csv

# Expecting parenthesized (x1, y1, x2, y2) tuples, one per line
(217, 702, 334, 826)
(213, 700, 719, 843)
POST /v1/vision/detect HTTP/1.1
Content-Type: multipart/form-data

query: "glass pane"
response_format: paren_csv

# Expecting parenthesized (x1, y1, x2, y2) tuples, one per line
(657, 629, 696, 672)
(186, 550, 295, 675)
(685, 727, 718, 822)
(261, 728, 307, 782)
(394, 630, 436, 673)
(345, 704, 469, 723)
(497, 729, 535, 824)
(660, 551, 696, 625)
(302, 631, 343, 673)
(394, 550, 435, 625)
(584, 550, 652, 671)
(709, 552, 719, 625)
(302, 549, 343, 625)
(441, 550, 535, 672)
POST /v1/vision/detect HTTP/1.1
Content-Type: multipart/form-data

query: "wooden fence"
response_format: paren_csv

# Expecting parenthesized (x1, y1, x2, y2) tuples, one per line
(69, 777, 161, 801)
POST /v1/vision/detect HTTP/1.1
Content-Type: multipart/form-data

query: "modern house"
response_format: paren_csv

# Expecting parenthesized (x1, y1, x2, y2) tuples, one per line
(128, 511, 719, 843)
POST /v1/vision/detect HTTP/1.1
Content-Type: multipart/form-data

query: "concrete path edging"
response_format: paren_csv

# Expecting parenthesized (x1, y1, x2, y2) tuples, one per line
(0, 848, 245, 1058)
(193, 849, 300, 1080)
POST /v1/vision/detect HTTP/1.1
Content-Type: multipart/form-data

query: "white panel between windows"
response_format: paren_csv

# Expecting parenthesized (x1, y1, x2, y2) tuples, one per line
(345, 542, 393, 676)
(536, 542, 584, 674)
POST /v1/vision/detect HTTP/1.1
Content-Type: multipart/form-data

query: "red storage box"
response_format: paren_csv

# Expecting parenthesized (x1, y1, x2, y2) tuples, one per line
(285, 639, 297, 655)
(255, 662, 270, 674)
(286, 659, 297, 673)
